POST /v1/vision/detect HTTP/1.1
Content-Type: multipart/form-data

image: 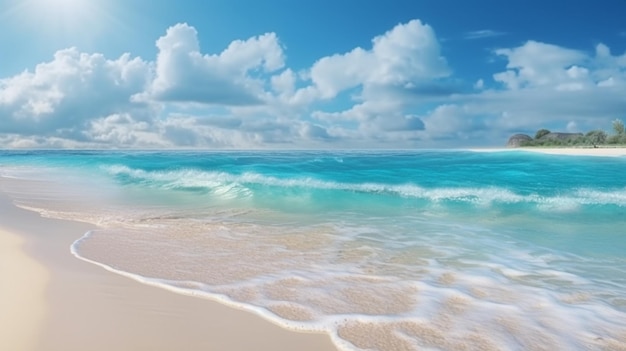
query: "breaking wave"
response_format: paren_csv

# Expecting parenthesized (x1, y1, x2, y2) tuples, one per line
(104, 164, 626, 208)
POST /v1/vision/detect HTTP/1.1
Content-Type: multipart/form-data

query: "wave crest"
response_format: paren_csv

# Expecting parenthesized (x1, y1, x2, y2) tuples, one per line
(103, 165, 626, 208)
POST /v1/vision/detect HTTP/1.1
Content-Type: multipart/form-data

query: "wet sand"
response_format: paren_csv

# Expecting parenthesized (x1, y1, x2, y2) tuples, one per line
(0, 191, 337, 351)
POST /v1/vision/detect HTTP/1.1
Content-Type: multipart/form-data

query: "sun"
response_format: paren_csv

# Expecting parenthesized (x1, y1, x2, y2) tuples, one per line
(14, 0, 105, 33)
(31, 0, 96, 20)
(0, 0, 124, 50)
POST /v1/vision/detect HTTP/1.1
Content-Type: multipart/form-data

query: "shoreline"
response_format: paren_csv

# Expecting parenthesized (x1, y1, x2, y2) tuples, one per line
(0, 190, 337, 351)
(469, 146, 626, 157)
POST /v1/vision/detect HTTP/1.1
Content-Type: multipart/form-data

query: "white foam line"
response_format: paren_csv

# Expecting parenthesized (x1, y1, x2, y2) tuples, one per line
(69, 231, 355, 351)
(104, 165, 626, 207)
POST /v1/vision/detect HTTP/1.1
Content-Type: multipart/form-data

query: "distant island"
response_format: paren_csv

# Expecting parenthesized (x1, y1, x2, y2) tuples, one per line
(507, 119, 626, 148)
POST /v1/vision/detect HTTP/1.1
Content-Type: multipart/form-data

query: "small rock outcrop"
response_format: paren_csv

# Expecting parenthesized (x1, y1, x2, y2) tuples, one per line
(507, 134, 532, 148)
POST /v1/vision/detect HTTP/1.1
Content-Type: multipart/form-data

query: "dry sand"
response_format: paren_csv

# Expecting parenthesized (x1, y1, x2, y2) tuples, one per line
(0, 192, 337, 351)
(0, 228, 49, 350)
(470, 147, 626, 157)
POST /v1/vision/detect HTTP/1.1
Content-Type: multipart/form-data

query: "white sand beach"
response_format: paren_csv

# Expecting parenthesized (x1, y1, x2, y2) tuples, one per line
(0, 191, 337, 351)
(470, 147, 626, 157)
(0, 228, 49, 351)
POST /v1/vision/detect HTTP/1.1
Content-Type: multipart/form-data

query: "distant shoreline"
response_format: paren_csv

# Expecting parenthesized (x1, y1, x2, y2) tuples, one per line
(469, 147, 626, 157)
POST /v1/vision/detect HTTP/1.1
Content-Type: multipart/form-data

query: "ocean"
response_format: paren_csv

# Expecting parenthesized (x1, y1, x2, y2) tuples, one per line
(1, 150, 625, 350)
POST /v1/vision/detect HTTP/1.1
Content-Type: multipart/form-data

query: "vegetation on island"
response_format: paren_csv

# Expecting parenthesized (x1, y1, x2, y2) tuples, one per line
(519, 119, 626, 148)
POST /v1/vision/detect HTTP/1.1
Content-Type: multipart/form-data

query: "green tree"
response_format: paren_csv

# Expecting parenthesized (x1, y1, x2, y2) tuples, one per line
(585, 130, 607, 147)
(535, 129, 551, 139)
(613, 119, 625, 135)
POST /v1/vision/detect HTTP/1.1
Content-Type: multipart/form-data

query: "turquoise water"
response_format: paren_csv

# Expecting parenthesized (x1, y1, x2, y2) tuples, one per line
(1, 150, 625, 350)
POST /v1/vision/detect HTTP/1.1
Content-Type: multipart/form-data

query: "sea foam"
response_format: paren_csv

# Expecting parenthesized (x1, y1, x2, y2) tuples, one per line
(103, 164, 626, 210)
(2, 150, 626, 351)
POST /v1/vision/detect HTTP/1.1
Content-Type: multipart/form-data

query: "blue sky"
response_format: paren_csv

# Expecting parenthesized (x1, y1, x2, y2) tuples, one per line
(1, 0, 625, 148)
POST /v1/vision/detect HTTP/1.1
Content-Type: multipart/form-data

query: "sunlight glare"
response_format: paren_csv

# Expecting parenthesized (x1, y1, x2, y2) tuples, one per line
(25, 0, 103, 31)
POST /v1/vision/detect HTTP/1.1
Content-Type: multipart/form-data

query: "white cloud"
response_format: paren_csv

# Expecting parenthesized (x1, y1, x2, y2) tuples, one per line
(0, 48, 152, 137)
(270, 69, 297, 96)
(84, 113, 163, 147)
(566, 121, 579, 133)
(464, 30, 506, 40)
(598, 77, 615, 87)
(421, 104, 488, 139)
(144, 23, 285, 106)
(302, 19, 450, 145)
(309, 47, 374, 99)
(493, 41, 588, 90)
(446, 41, 626, 141)
(308, 19, 449, 100)
(2, 21, 626, 149)
(407, 39, 626, 147)
(156, 114, 338, 148)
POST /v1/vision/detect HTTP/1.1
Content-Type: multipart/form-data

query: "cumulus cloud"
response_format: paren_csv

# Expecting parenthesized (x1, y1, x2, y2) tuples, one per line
(0, 48, 152, 137)
(385, 39, 626, 147)
(1, 20, 626, 149)
(413, 41, 626, 146)
(415, 104, 488, 146)
(493, 41, 589, 90)
(308, 19, 449, 100)
(485, 41, 626, 130)
(155, 114, 336, 148)
(302, 19, 451, 144)
(144, 23, 285, 106)
(1, 20, 452, 148)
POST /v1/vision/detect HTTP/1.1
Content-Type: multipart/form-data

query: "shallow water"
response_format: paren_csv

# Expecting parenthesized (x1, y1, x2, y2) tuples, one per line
(1, 150, 625, 350)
